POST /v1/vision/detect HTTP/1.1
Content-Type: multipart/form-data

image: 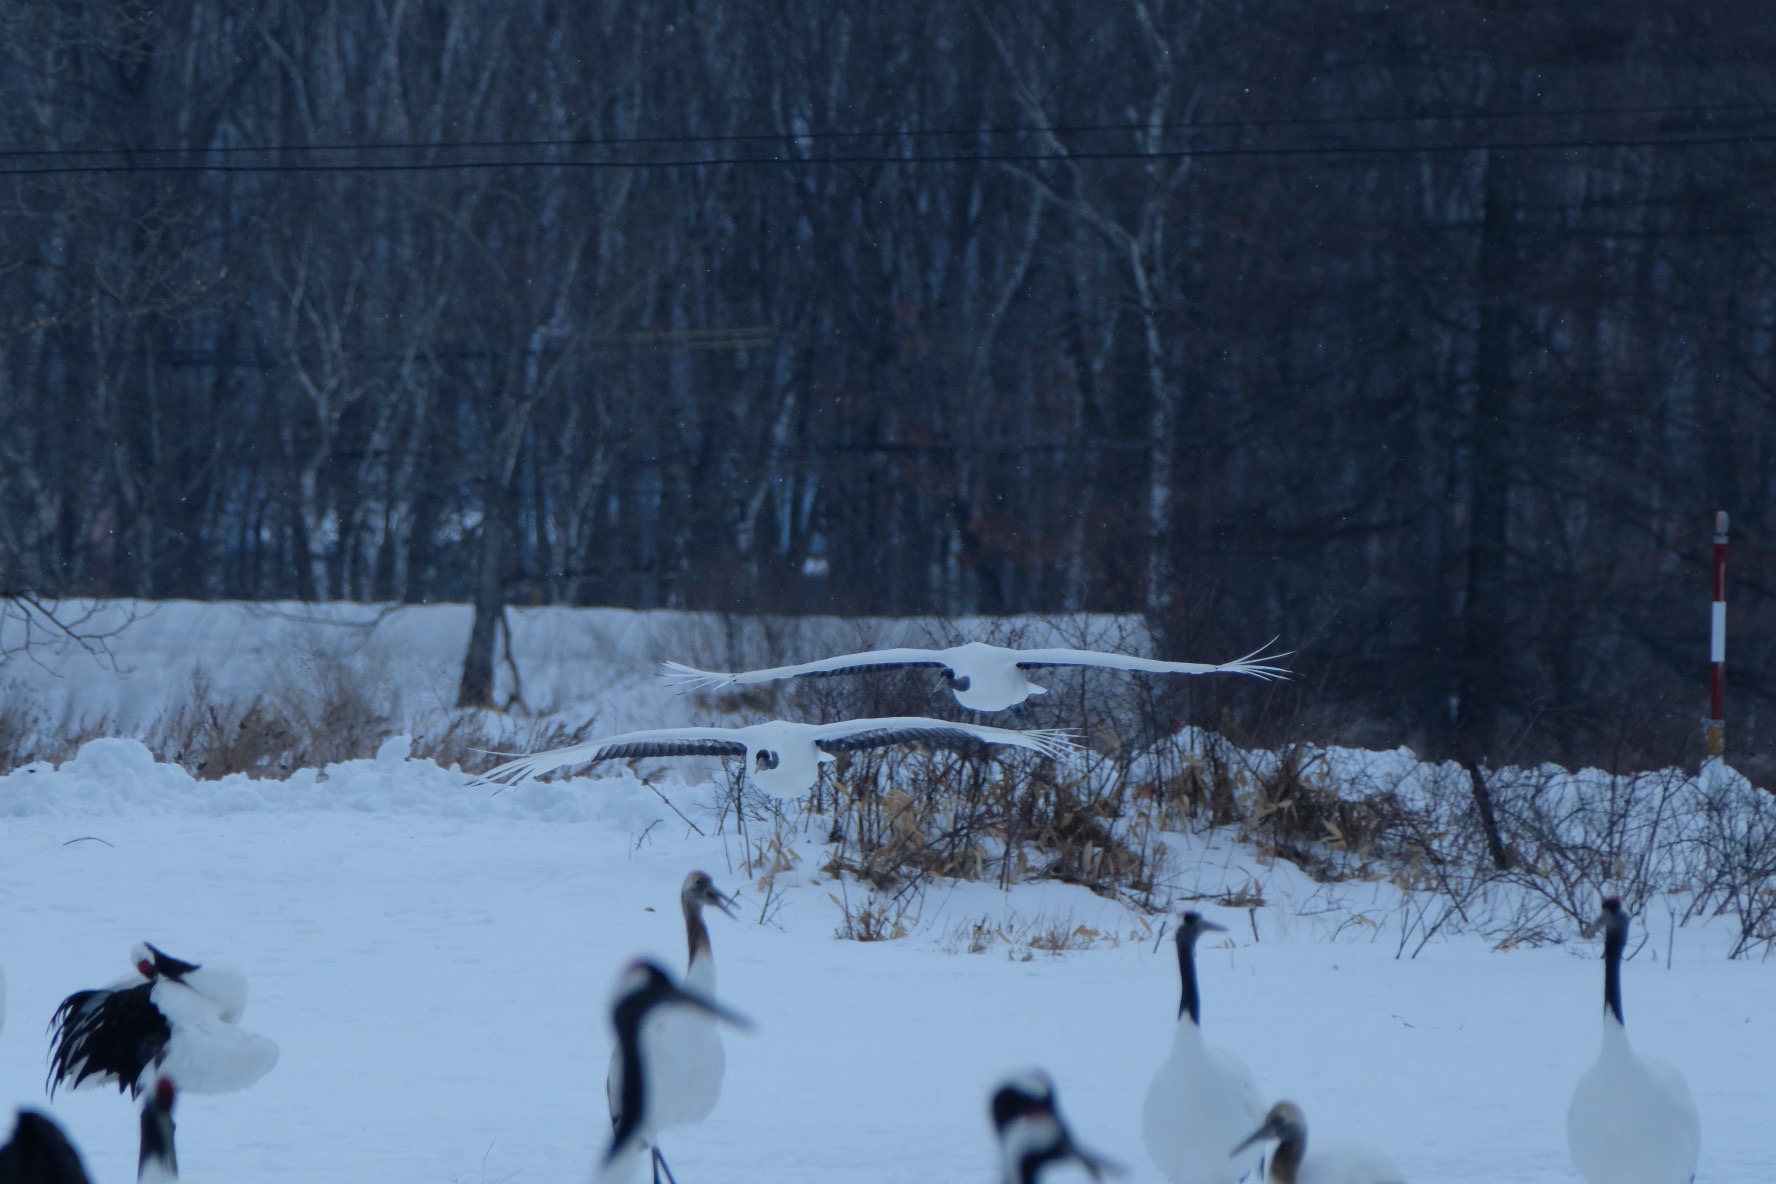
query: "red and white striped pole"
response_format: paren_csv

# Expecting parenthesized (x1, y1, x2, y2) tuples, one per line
(1705, 510, 1729, 759)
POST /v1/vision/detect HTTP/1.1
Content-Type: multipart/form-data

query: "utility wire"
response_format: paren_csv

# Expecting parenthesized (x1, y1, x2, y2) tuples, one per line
(0, 99, 1770, 161)
(2, 128, 1774, 176)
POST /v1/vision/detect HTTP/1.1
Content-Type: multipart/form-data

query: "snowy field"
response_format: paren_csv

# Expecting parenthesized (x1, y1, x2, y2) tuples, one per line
(0, 602, 1770, 1181)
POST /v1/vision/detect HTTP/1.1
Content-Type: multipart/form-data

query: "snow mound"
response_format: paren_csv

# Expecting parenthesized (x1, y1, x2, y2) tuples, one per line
(0, 735, 684, 831)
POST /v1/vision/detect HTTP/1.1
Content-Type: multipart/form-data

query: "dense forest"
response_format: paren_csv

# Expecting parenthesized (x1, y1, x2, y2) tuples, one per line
(1, 1, 1772, 779)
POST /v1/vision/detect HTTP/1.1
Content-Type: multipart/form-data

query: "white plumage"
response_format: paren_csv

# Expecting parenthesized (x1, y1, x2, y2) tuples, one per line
(663, 640, 1289, 712)
(1567, 898, 1700, 1184)
(48, 943, 277, 1100)
(149, 949, 250, 1024)
(597, 961, 749, 1184)
(482, 716, 1077, 798)
(1143, 913, 1265, 1184)
(605, 873, 737, 1184)
(1233, 1102, 1403, 1184)
(142, 979, 279, 1095)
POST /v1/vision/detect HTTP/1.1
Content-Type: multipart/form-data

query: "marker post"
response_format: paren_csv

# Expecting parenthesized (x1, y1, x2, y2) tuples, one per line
(1705, 511, 1728, 759)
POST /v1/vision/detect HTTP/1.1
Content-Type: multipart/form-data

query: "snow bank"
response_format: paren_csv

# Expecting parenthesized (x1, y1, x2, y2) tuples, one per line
(3, 598, 1769, 958)
(0, 733, 681, 832)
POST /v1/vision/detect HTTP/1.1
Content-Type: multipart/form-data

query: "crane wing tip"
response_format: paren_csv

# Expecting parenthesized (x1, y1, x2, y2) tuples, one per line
(475, 760, 538, 789)
(1222, 640, 1294, 680)
(1226, 660, 1293, 681)
(1025, 729, 1083, 761)
(658, 661, 734, 691)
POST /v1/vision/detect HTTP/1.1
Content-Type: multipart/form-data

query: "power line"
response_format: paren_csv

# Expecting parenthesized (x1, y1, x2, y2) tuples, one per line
(2, 128, 1773, 177)
(0, 99, 1770, 161)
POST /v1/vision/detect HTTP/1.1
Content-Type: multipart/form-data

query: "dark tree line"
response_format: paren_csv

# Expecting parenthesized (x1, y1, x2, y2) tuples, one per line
(1, 1, 1772, 778)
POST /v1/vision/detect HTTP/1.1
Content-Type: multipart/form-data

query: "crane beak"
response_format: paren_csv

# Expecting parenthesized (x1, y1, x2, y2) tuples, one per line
(1068, 1139, 1125, 1180)
(662, 982, 753, 1032)
(1045, 1103, 1122, 1180)
(1580, 911, 1606, 940)
(1022, 1109, 1123, 1181)
(1230, 1118, 1277, 1158)
(707, 886, 740, 919)
(1199, 918, 1228, 934)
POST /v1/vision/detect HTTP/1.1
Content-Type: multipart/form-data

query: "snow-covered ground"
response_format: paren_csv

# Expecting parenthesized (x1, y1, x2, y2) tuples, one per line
(0, 739, 1770, 1182)
(0, 602, 1770, 1181)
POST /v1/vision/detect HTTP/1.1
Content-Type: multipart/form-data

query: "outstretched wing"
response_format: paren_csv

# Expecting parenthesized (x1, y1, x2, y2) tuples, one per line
(660, 648, 952, 692)
(148, 982, 279, 1096)
(479, 728, 749, 787)
(1013, 640, 1291, 681)
(814, 717, 1079, 763)
(48, 984, 170, 1098)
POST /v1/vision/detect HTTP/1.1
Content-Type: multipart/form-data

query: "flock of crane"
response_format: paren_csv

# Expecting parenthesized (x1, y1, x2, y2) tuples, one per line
(0, 639, 1705, 1183)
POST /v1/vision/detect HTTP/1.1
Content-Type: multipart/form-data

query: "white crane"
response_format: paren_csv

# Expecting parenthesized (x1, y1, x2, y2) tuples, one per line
(1566, 897, 1700, 1184)
(48, 943, 278, 1099)
(0, 1110, 94, 1184)
(991, 1070, 1120, 1184)
(1142, 912, 1265, 1184)
(597, 960, 750, 1184)
(137, 1078, 177, 1184)
(481, 717, 1077, 799)
(663, 640, 1289, 712)
(605, 873, 738, 1184)
(1231, 1102, 1403, 1184)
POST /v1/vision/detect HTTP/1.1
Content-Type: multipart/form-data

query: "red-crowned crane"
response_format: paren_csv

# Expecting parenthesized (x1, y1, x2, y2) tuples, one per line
(1142, 912, 1265, 1184)
(595, 960, 750, 1184)
(992, 1070, 1120, 1184)
(604, 873, 738, 1184)
(1232, 1102, 1403, 1184)
(482, 717, 1076, 799)
(48, 943, 277, 1099)
(663, 640, 1288, 712)
(1566, 897, 1700, 1184)
(0, 1109, 93, 1184)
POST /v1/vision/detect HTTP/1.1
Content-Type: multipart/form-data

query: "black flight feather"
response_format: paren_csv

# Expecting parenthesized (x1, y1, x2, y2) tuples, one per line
(47, 984, 170, 1099)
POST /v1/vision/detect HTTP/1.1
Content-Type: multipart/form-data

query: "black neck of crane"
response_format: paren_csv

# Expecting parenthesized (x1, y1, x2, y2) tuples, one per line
(1176, 928, 1202, 1025)
(138, 1098, 176, 1179)
(606, 988, 658, 1163)
(1014, 1143, 1069, 1184)
(1603, 921, 1625, 1026)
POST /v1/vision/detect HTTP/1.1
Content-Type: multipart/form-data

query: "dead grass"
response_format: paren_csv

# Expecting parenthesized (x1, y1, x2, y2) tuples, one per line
(938, 910, 1156, 956)
(830, 881, 919, 941)
(0, 652, 592, 781)
(1238, 741, 1414, 882)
